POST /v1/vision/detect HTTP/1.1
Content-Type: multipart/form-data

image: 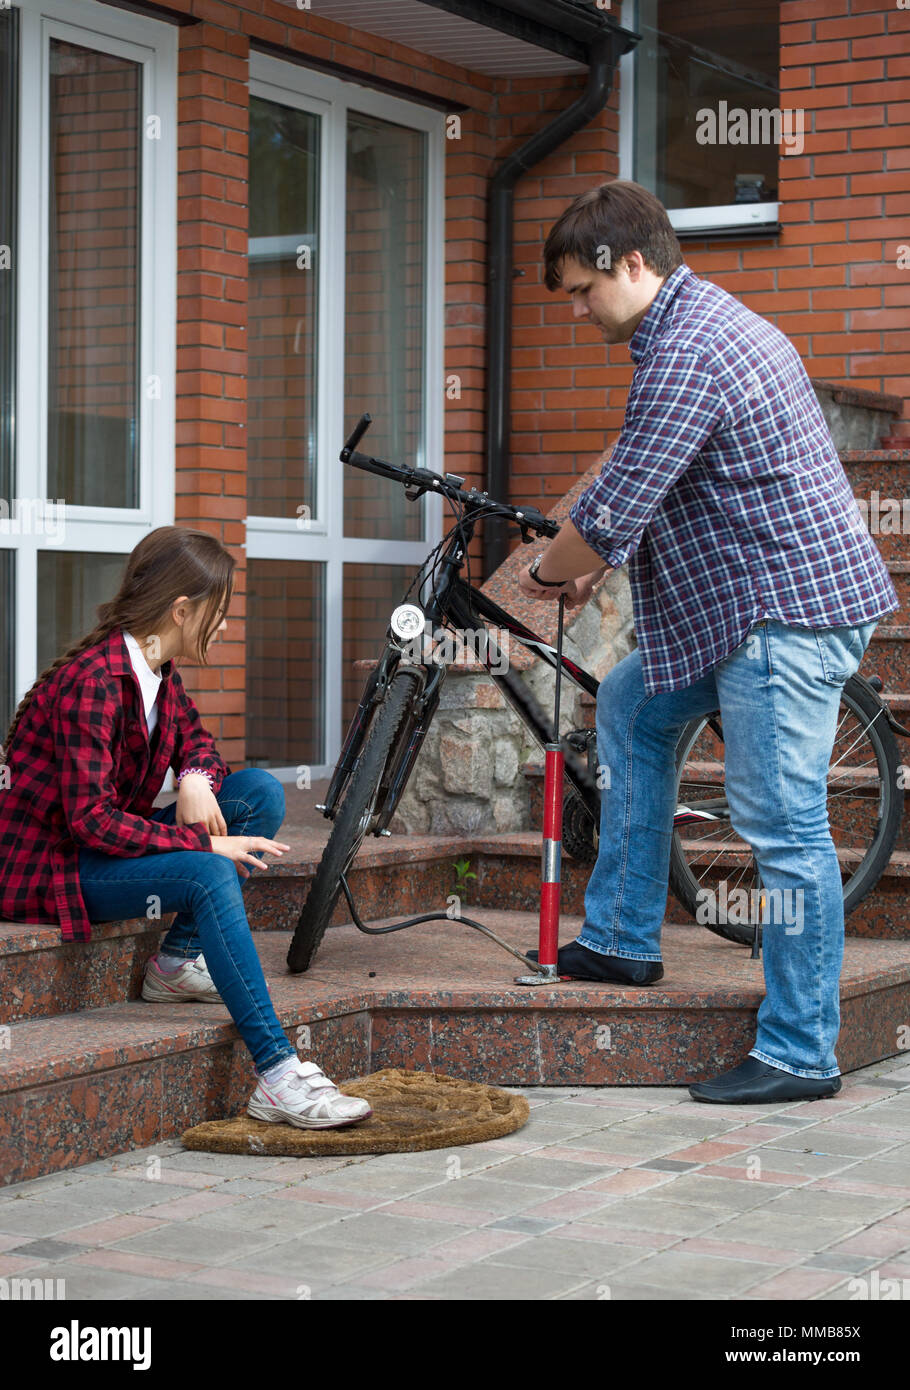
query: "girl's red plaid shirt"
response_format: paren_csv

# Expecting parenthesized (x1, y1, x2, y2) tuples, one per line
(0, 628, 231, 942)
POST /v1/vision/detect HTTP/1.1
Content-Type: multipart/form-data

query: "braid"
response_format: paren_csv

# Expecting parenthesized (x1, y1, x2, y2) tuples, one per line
(0, 607, 119, 764)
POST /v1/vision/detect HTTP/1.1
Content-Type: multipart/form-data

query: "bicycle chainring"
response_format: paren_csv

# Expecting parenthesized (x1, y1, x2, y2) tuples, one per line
(561, 790, 598, 863)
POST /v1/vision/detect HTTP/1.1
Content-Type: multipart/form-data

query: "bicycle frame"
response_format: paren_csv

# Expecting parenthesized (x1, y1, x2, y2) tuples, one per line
(319, 494, 602, 830)
(319, 480, 907, 846)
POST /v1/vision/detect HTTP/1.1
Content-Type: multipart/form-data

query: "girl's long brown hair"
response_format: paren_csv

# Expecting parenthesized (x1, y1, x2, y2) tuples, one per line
(0, 526, 235, 762)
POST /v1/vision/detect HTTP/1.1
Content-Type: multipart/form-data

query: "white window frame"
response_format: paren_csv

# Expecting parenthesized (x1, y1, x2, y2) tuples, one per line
(618, 0, 780, 236)
(8, 0, 177, 706)
(246, 54, 445, 780)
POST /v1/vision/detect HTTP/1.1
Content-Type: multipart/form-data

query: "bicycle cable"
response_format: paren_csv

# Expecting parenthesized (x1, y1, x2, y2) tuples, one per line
(337, 869, 555, 977)
(335, 483, 558, 979)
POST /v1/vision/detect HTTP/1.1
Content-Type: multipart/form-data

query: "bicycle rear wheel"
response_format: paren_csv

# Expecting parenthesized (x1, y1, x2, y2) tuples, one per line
(668, 675, 903, 945)
(287, 667, 424, 973)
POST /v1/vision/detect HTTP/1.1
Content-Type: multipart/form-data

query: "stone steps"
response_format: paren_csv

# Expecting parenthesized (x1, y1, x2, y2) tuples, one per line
(3, 912, 910, 1186)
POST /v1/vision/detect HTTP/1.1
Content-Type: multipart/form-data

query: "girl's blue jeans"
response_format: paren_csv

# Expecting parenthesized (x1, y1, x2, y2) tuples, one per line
(581, 619, 878, 1081)
(77, 768, 297, 1075)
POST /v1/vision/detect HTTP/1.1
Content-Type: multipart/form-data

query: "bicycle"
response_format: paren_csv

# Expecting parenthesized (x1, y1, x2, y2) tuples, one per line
(287, 413, 907, 973)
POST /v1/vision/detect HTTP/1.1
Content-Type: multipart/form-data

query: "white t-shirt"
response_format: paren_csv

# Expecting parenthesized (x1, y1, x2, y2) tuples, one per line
(123, 630, 162, 737)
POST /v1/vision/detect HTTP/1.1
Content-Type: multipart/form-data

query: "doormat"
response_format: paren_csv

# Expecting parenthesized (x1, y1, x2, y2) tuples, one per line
(180, 1068, 530, 1157)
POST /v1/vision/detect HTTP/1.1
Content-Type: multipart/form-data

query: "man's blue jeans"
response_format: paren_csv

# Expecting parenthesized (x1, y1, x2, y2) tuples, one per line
(580, 619, 878, 1080)
(77, 768, 297, 1075)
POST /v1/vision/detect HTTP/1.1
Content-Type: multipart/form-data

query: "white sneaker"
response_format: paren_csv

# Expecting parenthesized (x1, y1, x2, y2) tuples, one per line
(141, 952, 225, 1003)
(142, 951, 273, 1004)
(247, 1058, 373, 1130)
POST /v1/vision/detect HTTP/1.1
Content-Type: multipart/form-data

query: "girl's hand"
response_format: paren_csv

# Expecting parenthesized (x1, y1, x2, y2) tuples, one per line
(176, 774, 228, 835)
(209, 835, 292, 880)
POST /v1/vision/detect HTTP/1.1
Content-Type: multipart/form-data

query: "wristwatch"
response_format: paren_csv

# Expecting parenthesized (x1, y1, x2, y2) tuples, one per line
(528, 553, 568, 587)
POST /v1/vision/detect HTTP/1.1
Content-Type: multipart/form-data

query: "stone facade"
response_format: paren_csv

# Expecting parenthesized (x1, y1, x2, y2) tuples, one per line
(390, 564, 635, 836)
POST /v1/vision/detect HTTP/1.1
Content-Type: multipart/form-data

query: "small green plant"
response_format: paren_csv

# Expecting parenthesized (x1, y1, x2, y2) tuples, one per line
(452, 856, 477, 895)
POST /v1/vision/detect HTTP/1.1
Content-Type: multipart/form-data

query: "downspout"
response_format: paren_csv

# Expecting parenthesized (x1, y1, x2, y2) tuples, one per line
(483, 24, 638, 578)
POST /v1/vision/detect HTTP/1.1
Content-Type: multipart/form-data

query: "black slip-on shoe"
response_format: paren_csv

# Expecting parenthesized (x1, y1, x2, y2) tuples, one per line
(524, 941, 664, 985)
(689, 1055, 842, 1104)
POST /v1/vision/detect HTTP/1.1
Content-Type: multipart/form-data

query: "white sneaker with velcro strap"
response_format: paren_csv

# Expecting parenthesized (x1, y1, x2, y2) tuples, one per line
(142, 952, 225, 1002)
(247, 1058, 373, 1130)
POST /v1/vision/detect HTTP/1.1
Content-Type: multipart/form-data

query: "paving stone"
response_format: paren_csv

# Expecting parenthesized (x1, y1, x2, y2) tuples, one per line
(600, 1249, 770, 1296)
(713, 1150, 858, 1179)
(354, 1148, 513, 1177)
(134, 1282, 274, 1300)
(187, 1198, 345, 1238)
(0, 1201, 117, 1239)
(822, 1159, 910, 1190)
(4, 1260, 167, 1301)
(110, 1221, 292, 1265)
(787, 1129, 902, 1158)
(529, 1102, 644, 1127)
(631, 1172, 779, 1212)
(0, 1172, 100, 1201)
(760, 1188, 905, 1222)
(228, 1236, 397, 1282)
(311, 1285, 390, 1300)
(607, 1112, 742, 1139)
(280, 1167, 444, 1199)
(4, 1238, 84, 1262)
(202, 1178, 286, 1198)
(31, 1177, 203, 1215)
(636, 1159, 699, 1172)
(302, 1210, 475, 1255)
(472, 1155, 615, 1189)
(406, 1260, 587, 1300)
(560, 1278, 719, 1300)
(709, 1209, 872, 1251)
(478, 1232, 651, 1277)
(162, 1151, 321, 1177)
(397, 1176, 560, 1216)
(800, 1252, 879, 1274)
(560, 1131, 701, 1161)
(583, 1199, 722, 1236)
(487, 1215, 564, 1235)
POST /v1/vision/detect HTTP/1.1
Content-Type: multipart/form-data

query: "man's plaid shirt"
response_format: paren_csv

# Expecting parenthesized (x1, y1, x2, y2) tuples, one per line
(569, 263, 899, 693)
(0, 628, 230, 941)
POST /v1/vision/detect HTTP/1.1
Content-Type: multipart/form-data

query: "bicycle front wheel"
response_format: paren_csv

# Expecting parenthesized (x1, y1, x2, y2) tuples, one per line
(668, 675, 903, 945)
(287, 667, 424, 973)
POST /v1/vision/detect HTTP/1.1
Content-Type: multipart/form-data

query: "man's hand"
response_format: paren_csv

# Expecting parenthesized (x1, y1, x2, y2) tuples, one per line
(563, 567, 607, 609)
(176, 773, 228, 835)
(518, 562, 606, 606)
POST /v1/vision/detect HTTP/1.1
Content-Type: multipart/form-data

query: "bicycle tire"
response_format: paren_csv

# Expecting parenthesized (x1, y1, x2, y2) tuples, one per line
(668, 675, 903, 946)
(287, 667, 424, 973)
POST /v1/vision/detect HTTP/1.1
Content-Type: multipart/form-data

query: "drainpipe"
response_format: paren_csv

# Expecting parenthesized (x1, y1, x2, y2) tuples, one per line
(483, 22, 638, 578)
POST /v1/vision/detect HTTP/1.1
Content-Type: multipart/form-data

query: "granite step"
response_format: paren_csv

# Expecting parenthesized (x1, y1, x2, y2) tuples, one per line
(883, 561, 910, 623)
(0, 834, 471, 1023)
(2, 914, 909, 1187)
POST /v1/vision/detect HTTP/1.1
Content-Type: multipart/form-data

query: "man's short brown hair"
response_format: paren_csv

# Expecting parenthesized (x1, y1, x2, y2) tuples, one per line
(543, 180, 683, 291)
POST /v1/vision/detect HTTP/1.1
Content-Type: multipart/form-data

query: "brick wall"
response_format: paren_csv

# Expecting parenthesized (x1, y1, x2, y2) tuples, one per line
(175, 18, 250, 766)
(156, 0, 906, 765)
(774, 0, 909, 422)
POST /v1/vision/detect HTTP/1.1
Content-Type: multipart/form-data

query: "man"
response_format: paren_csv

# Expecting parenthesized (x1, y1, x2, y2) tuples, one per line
(518, 180, 898, 1104)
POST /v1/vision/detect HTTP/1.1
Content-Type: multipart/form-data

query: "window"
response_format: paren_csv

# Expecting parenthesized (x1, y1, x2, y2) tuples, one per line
(245, 56, 443, 777)
(620, 0, 781, 235)
(1, 0, 177, 724)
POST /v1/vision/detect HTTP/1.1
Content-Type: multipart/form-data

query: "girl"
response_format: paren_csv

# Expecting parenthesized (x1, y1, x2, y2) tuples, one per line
(0, 525, 370, 1130)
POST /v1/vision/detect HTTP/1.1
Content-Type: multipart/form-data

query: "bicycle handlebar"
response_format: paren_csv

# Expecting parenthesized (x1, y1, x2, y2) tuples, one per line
(339, 412, 559, 540)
